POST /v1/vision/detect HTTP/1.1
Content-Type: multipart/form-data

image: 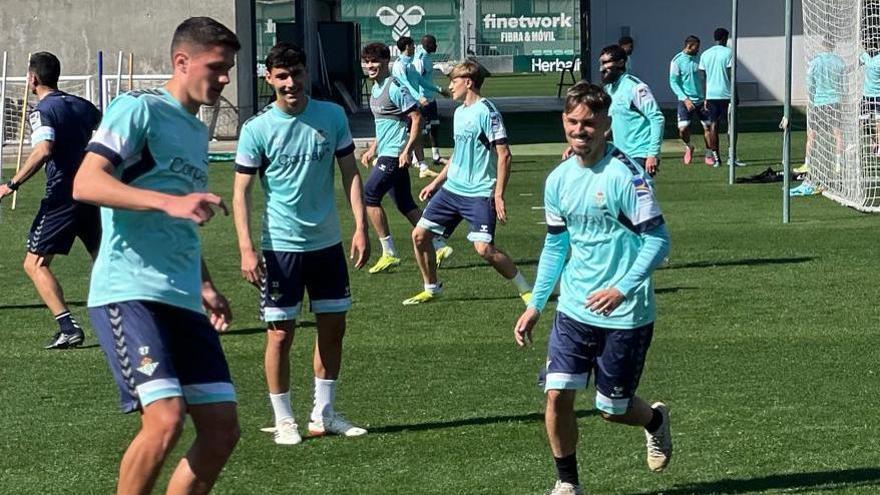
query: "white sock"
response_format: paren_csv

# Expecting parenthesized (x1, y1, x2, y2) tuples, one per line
(269, 392, 294, 425)
(311, 378, 337, 422)
(432, 237, 447, 250)
(418, 161, 428, 171)
(510, 270, 532, 294)
(424, 282, 441, 294)
(432, 147, 441, 161)
(380, 235, 397, 257)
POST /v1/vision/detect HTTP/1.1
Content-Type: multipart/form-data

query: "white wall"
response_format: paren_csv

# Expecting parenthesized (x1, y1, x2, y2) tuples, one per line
(590, 0, 806, 105)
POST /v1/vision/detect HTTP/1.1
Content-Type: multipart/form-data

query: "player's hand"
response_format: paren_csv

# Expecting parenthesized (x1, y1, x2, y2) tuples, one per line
(419, 182, 439, 202)
(0, 183, 12, 200)
(514, 307, 540, 347)
(162, 192, 228, 225)
(398, 149, 412, 168)
(585, 288, 625, 316)
(645, 156, 659, 176)
(202, 284, 233, 332)
(240, 248, 264, 288)
(419, 97, 429, 107)
(494, 194, 507, 224)
(561, 146, 574, 160)
(684, 98, 695, 112)
(360, 148, 375, 167)
(350, 228, 370, 269)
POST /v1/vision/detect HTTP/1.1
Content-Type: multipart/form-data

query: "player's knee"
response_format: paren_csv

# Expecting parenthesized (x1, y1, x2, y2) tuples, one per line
(546, 389, 575, 413)
(474, 242, 495, 259)
(144, 404, 186, 451)
(412, 227, 431, 246)
(22, 255, 43, 277)
(201, 416, 240, 455)
(266, 325, 294, 348)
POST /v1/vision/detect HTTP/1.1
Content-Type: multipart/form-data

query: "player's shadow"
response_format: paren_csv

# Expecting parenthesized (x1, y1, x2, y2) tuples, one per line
(634, 467, 880, 494)
(441, 258, 539, 271)
(223, 321, 316, 336)
(370, 409, 596, 435)
(664, 256, 815, 270)
(0, 300, 87, 309)
(655, 286, 697, 294)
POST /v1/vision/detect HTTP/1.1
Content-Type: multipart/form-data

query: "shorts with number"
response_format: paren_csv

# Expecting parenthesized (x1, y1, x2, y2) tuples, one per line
(261, 243, 352, 322)
(89, 301, 237, 414)
(417, 187, 496, 243)
(421, 100, 440, 128)
(861, 97, 880, 120)
(27, 199, 100, 256)
(363, 156, 418, 214)
(704, 99, 730, 124)
(676, 100, 709, 128)
(540, 311, 654, 416)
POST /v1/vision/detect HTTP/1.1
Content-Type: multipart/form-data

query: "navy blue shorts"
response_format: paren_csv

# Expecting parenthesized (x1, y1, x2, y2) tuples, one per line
(261, 243, 351, 322)
(27, 199, 100, 256)
(89, 301, 236, 414)
(421, 100, 440, 128)
(417, 187, 496, 243)
(363, 156, 418, 214)
(861, 97, 880, 120)
(704, 99, 730, 124)
(676, 100, 709, 128)
(540, 312, 654, 415)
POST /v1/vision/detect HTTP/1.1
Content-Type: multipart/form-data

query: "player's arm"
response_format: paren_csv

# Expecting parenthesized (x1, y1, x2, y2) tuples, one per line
(232, 124, 266, 286)
(0, 141, 53, 199)
(401, 107, 423, 167)
(669, 60, 687, 102)
(360, 140, 377, 167)
(515, 180, 569, 346)
(201, 258, 232, 332)
(337, 152, 371, 269)
(494, 143, 512, 223)
(632, 84, 665, 172)
(418, 157, 452, 202)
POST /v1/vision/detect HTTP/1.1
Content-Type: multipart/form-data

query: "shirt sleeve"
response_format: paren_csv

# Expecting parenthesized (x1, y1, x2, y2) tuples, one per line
(234, 122, 263, 175)
(392, 62, 422, 102)
(391, 82, 419, 114)
(29, 105, 56, 144)
(85, 94, 148, 167)
(334, 107, 355, 158)
(529, 176, 570, 312)
(669, 59, 687, 101)
(631, 83, 665, 156)
(481, 105, 508, 146)
(613, 173, 670, 297)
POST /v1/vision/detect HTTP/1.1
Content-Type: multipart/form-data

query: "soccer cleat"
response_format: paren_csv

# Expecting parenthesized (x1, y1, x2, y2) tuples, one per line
(308, 413, 367, 437)
(44, 329, 85, 350)
(645, 402, 672, 472)
(683, 145, 693, 165)
(402, 289, 440, 305)
(419, 168, 440, 179)
(368, 254, 401, 274)
(435, 245, 454, 267)
(549, 480, 584, 495)
(793, 164, 810, 174)
(272, 418, 302, 445)
(519, 291, 533, 305)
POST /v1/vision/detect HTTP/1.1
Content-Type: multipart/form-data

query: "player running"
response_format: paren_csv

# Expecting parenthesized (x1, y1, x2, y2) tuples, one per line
(515, 82, 672, 495)
(669, 36, 710, 165)
(0, 52, 101, 349)
(233, 42, 370, 445)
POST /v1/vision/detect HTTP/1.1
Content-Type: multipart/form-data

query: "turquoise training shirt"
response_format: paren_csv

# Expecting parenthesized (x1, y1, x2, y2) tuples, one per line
(604, 74, 665, 158)
(669, 51, 704, 102)
(370, 76, 418, 157)
(808, 52, 845, 106)
(85, 88, 210, 314)
(862, 52, 880, 97)
(699, 44, 733, 99)
(444, 97, 508, 197)
(235, 98, 356, 252)
(391, 54, 422, 104)
(412, 46, 444, 101)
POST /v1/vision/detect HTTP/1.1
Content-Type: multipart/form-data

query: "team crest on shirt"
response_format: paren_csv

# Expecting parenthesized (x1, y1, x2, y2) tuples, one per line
(631, 177, 651, 197)
(315, 129, 328, 144)
(594, 191, 606, 207)
(137, 356, 159, 377)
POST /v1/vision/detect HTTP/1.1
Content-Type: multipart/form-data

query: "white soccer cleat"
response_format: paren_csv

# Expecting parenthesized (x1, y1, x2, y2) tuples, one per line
(549, 480, 584, 495)
(645, 402, 672, 472)
(308, 413, 367, 437)
(272, 418, 302, 445)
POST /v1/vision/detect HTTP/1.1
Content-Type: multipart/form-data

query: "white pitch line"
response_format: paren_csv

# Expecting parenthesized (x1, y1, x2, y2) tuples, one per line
(536, 221, 546, 225)
(519, 193, 534, 196)
(530, 206, 545, 210)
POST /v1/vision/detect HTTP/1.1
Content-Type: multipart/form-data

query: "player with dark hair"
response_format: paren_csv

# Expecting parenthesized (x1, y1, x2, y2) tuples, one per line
(669, 35, 709, 165)
(73, 17, 241, 493)
(0, 51, 102, 349)
(515, 82, 672, 495)
(233, 42, 371, 445)
(619, 35, 635, 73)
(412, 34, 451, 165)
(699, 28, 734, 166)
(392, 36, 438, 178)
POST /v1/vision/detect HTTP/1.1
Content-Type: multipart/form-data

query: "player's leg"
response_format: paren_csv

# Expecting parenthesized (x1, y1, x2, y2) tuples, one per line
(677, 102, 693, 164)
(117, 398, 187, 495)
(166, 402, 239, 495)
(389, 163, 453, 264)
(464, 195, 532, 303)
(76, 202, 102, 262)
(261, 250, 305, 444)
(592, 323, 671, 472)
(405, 189, 461, 304)
(541, 313, 597, 495)
(365, 157, 403, 273)
(425, 101, 443, 164)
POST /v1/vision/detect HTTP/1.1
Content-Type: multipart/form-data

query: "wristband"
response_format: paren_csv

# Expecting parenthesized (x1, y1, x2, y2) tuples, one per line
(6, 180, 19, 191)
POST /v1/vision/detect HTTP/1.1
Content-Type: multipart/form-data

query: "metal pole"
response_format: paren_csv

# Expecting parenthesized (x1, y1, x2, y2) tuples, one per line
(729, 0, 738, 185)
(0, 51, 7, 213)
(782, 0, 793, 223)
(97, 51, 104, 113)
(580, 0, 591, 82)
(115, 51, 123, 98)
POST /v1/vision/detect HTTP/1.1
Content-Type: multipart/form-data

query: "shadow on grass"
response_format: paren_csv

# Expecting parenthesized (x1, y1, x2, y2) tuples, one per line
(0, 300, 86, 309)
(223, 321, 316, 336)
(441, 258, 539, 271)
(371, 409, 597, 435)
(655, 286, 698, 294)
(665, 256, 815, 270)
(635, 467, 880, 494)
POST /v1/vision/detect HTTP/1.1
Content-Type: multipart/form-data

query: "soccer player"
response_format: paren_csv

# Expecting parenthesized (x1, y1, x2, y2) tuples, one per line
(619, 35, 635, 74)
(514, 82, 672, 495)
(360, 42, 452, 274)
(698, 28, 734, 167)
(669, 36, 710, 165)
(861, 42, 880, 157)
(804, 37, 845, 173)
(233, 42, 371, 445)
(403, 60, 532, 306)
(413, 34, 451, 165)
(72, 17, 240, 494)
(0, 52, 101, 349)
(392, 36, 438, 178)
(598, 45, 664, 177)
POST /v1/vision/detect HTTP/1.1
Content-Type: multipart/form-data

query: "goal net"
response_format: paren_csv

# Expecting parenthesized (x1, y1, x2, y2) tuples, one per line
(2, 76, 94, 147)
(802, 0, 880, 211)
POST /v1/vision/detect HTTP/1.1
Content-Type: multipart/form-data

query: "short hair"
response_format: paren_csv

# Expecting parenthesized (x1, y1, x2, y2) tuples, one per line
(600, 44, 627, 63)
(266, 42, 307, 70)
(564, 82, 612, 115)
(421, 34, 437, 49)
(396, 36, 414, 52)
(685, 35, 700, 45)
(29, 52, 61, 88)
(171, 17, 241, 57)
(618, 36, 634, 46)
(714, 28, 730, 42)
(449, 60, 487, 89)
(361, 42, 390, 62)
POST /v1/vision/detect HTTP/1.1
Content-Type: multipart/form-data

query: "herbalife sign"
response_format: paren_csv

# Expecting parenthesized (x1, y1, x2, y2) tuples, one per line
(341, 0, 460, 59)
